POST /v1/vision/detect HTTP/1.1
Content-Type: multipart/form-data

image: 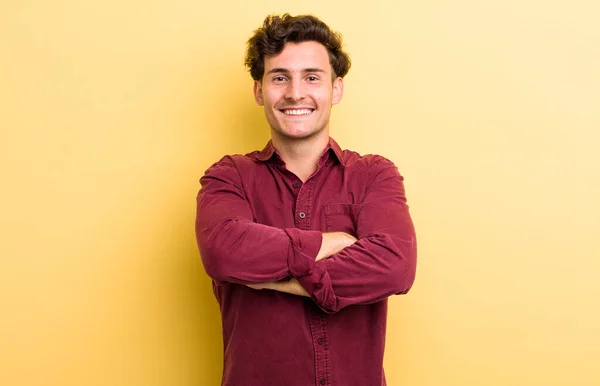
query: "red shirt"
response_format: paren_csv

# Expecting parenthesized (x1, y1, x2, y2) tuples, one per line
(196, 138, 417, 386)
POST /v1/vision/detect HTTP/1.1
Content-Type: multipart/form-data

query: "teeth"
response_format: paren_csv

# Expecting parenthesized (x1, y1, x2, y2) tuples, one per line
(283, 109, 313, 116)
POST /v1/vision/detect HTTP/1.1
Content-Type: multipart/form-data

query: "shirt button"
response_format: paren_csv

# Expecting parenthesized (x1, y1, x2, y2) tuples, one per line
(318, 337, 325, 345)
(299, 212, 306, 219)
(320, 378, 326, 385)
(292, 181, 301, 188)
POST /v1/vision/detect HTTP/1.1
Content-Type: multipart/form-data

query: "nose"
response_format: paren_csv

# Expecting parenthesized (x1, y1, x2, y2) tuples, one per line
(285, 78, 305, 101)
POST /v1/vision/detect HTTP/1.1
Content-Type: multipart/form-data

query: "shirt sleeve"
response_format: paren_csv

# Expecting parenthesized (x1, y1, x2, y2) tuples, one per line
(195, 157, 322, 285)
(297, 157, 417, 313)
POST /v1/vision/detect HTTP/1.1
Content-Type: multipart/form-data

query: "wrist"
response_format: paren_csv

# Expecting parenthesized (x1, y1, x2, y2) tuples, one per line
(315, 232, 357, 261)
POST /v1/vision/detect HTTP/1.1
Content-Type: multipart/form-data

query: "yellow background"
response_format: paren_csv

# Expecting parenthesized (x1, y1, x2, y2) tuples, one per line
(1, 1, 598, 385)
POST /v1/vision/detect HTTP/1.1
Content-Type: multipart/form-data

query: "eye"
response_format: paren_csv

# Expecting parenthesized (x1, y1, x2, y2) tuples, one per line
(307, 76, 319, 82)
(273, 76, 287, 83)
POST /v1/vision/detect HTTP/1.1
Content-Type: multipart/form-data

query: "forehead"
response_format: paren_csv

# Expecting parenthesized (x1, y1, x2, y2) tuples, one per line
(264, 41, 331, 73)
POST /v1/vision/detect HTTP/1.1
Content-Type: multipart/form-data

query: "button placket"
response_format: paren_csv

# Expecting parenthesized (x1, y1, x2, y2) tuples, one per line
(294, 179, 313, 229)
(308, 307, 331, 386)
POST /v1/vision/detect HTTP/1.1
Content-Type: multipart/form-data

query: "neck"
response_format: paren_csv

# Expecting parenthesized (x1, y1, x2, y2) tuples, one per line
(271, 132, 330, 182)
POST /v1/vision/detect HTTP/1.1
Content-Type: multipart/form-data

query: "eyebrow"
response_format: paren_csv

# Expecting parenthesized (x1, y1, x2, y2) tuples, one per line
(266, 68, 327, 75)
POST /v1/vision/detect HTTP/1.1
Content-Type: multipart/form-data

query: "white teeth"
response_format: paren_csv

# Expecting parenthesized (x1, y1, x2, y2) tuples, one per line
(283, 109, 313, 116)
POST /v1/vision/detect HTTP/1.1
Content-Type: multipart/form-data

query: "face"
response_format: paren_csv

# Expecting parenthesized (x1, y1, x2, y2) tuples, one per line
(253, 41, 344, 142)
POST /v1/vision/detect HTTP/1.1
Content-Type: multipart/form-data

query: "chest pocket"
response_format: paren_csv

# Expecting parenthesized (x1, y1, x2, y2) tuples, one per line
(323, 203, 362, 236)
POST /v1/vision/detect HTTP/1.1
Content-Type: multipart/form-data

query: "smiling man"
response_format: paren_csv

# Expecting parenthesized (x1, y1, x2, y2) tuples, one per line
(195, 14, 417, 386)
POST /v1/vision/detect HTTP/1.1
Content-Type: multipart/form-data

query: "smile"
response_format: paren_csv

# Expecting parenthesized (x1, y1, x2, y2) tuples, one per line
(280, 108, 314, 116)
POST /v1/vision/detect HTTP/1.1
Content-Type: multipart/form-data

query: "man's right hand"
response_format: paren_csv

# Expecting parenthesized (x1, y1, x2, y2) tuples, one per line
(315, 232, 358, 261)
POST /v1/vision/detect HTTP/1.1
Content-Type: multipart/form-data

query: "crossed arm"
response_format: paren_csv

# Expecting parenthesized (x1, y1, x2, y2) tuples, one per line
(195, 157, 417, 313)
(247, 232, 358, 297)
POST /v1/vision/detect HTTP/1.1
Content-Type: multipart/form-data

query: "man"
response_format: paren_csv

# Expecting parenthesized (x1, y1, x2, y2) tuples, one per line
(196, 13, 417, 386)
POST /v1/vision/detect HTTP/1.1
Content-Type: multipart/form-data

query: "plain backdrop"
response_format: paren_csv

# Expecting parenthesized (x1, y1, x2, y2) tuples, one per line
(1, 1, 599, 385)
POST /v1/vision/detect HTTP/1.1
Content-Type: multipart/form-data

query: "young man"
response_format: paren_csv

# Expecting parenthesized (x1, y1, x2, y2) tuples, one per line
(196, 14, 417, 386)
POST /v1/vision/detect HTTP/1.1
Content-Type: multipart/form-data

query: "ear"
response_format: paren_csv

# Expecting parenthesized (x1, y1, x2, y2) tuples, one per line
(332, 77, 344, 105)
(253, 80, 264, 106)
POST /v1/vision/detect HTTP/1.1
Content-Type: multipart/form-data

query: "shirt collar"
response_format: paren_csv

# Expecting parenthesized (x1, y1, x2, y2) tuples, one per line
(255, 140, 278, 162)
(255, 137, 345, 166)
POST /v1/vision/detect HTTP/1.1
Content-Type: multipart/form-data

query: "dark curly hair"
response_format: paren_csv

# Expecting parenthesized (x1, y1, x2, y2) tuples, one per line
(245, 14, 351, 81)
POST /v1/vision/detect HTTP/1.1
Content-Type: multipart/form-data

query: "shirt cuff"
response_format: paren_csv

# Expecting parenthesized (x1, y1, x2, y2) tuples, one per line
(297, 261, 337, 313)
(283, 228, 322, 277)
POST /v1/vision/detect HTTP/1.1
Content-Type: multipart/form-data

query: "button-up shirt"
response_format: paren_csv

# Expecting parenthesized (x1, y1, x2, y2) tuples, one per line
(195, 138, 417, 386)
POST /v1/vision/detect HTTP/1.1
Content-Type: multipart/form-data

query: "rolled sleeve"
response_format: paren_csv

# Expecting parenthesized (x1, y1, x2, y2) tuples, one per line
(284, 228, 322, 277)
(296, 261, 337, 313)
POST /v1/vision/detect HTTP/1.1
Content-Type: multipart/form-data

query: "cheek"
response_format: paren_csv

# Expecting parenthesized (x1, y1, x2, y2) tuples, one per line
(263, 88, 283, 103)
(315, 96, 332, 110)
(315, 90, 333, 104)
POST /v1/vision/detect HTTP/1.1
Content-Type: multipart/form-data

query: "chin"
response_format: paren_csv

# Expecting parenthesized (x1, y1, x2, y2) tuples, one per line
(280, 129, 321, 140)
(276, 124, 326, 139)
